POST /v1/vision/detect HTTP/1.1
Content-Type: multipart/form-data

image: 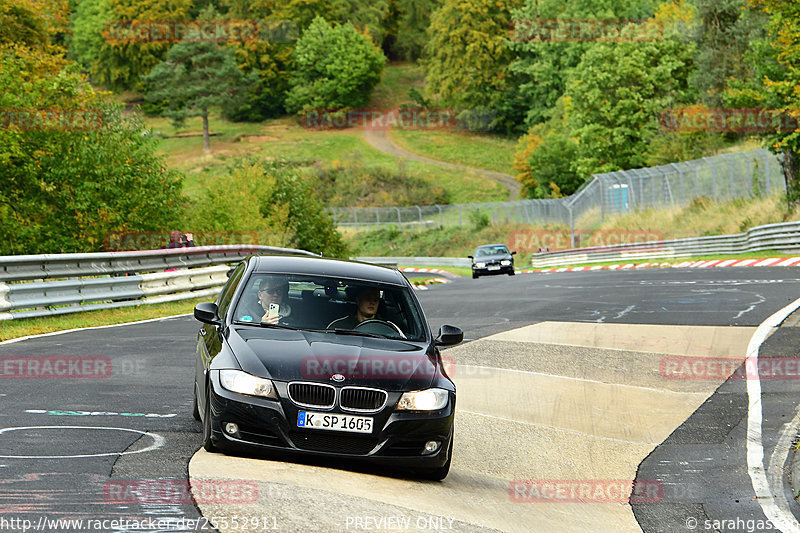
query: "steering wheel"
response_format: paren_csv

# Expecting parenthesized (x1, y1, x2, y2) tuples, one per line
(353, 319, 406, 339)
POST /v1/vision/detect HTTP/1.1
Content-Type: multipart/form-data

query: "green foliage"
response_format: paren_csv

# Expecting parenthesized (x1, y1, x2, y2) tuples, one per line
(312, 160, 450, 207)
(522, 133, 581, 198)
(740, 0, 800, 204)
(423, 0, 517, 112)
(185, 157, 348, 256)
(691, 0, 768, 107)
(143, 39, 254, 150)
(468, 209, 490, 230)
(70, 0, 194, 90)
(285, 16, 386, 112)
(265, 164, 349, 257)
(388, 0, 441, 60)
(0, 44, 183, 254)
(566, 39, 696, 176)
(503, 0, 658, 131)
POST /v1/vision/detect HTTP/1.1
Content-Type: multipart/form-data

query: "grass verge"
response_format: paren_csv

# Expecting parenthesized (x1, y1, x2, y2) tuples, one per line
(0, 298, 208, 342)
(389, 129, 518, 176)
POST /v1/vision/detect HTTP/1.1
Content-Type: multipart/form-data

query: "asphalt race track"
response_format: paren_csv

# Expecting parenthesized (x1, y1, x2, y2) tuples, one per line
(2, 268, 800, 532)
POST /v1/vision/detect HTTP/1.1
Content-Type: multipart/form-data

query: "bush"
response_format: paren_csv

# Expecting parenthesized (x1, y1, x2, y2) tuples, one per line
(285, 16, 386, 112)
(312, 160, 450, 207)
(0, 44, 183, 254)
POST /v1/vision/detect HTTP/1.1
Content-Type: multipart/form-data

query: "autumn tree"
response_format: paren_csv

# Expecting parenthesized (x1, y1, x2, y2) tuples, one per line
(741, 0, 800, 205)
(423, 0, 519, 113)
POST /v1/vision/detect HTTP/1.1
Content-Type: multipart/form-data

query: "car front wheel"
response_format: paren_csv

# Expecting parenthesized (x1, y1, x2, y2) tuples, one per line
(202, 385, 217, 453)
(472, 272, 479, 279)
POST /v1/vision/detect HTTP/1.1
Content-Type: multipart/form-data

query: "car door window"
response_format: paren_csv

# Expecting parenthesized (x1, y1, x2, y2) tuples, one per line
(216, 262, 246, 321)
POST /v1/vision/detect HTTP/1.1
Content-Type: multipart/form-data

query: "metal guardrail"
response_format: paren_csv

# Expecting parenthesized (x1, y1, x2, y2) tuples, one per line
(531, 221, 800, 268)
(355, 257, 471, 268)
(0, 245, 318, 321)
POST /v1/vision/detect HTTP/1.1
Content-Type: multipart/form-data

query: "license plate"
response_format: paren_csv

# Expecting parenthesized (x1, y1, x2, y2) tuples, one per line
(297, 411, 373, 434)
(488, 265, 501, 271)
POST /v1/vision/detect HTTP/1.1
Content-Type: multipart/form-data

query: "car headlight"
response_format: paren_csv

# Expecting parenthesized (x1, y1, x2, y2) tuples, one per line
(475, 262, 486, 268)
(501, 260, 511, 266)
(219, 369, 278, 399)
(395, 388, 449, 411)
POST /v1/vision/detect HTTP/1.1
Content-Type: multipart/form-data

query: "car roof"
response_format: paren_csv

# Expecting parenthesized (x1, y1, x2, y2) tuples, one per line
(250, 255, 408, 285)
(476, 244, 508, 249)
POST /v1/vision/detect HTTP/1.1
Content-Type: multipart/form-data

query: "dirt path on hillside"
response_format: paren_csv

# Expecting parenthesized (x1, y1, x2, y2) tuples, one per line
(362, 129, 521, 201)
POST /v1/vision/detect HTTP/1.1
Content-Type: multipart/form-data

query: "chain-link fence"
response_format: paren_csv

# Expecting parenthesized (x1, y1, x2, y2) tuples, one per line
(328, 149, 785, 233)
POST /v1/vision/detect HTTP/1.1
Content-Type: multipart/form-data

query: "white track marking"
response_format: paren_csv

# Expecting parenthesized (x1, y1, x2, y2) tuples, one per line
(0, 426, 165, 459)
(745, 297, 800, 533)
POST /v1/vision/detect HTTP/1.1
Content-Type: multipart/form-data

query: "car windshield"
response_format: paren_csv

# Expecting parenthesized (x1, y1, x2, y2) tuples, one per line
(232, 273, 426, 341)
(476, 245, 508, 256)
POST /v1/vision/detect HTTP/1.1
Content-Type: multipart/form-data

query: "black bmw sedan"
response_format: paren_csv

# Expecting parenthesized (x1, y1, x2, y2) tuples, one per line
(468, 244, 516, 278)
(192, 255, 463, 480)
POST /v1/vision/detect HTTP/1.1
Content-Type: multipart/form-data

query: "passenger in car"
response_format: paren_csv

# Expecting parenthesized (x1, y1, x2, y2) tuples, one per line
(242, 277, 293, 325)
(327, 287, 380, 329)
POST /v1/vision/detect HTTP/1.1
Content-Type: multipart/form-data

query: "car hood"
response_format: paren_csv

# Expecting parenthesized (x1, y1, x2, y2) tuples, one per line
(226, 326, 437, 390)
(473, 253, 511, 262)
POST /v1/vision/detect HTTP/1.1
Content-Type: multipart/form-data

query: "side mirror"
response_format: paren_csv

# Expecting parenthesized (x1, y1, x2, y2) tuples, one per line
(194, 302, 221, 325)
(467, 255, 473, 259)
(511, 250, 517, 255)
(435, 325, 463, 346)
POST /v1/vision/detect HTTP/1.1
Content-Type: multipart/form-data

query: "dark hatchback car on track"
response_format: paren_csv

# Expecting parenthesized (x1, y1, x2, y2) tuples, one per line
(468, 244, 516, 278)
(192, 255, 463, 480)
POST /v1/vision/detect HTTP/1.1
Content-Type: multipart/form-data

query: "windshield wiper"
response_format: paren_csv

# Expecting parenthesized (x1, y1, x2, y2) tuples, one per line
(327, 328, 386, 339)
(233, 321, 299, 330)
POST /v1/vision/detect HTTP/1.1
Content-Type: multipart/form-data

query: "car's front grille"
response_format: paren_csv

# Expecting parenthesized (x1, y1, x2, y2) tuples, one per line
(288, 382, 335, 408)
(340, 387, 387, 412)
(289, 432, 378, 455)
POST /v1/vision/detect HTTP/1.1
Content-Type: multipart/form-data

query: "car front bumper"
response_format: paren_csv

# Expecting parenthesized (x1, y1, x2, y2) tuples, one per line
(207, 378, 455, 468)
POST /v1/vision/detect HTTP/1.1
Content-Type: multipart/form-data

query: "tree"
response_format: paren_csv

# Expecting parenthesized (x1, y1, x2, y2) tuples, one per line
(423, 0, 518, 112)
(285, 16, 386, 113)
(503, 0, 659, 131)
(739, 0, 800, 205)
(264, 164, 349, 257)
(70, 0, 193, 90)
(565, 37, 695, 176)
(691, 0, 768, 107)
(387, 0, 441, 61)
(0, 42, 184, 254)
(143, 40, 253, 151)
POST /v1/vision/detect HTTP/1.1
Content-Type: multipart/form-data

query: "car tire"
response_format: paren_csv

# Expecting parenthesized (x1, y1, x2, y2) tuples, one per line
(508, 269, 515, 276)
(472, 272, 478, 279)
(192, 382, 201, 421)
(418, 433, 453, 481)
(202, 386, 217, 453)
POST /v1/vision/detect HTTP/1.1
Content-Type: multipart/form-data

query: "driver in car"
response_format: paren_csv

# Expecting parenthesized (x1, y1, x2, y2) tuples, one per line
(327, 287, 380, 329)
